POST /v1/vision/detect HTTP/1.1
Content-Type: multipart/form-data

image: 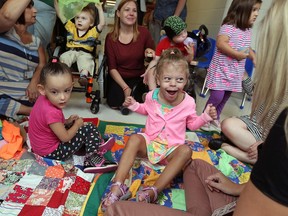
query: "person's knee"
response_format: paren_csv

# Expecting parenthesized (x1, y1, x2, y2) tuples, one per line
(221, 117, 235, 135)
(177, 145, 193, 160)
(125, 134, 144, 148)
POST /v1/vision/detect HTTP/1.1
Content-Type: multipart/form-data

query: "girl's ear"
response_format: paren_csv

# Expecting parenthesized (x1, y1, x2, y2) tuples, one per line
(156, 76, 160, 86)
(37, 84, 46, 96)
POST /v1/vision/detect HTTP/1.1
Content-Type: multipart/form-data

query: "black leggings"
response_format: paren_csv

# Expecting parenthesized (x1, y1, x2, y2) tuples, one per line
(44, 123, 102, 160)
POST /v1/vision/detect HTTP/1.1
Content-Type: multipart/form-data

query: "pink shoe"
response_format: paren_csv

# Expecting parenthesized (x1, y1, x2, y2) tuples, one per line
(99, 137, 115, 154)
(101, 181, 130, 212)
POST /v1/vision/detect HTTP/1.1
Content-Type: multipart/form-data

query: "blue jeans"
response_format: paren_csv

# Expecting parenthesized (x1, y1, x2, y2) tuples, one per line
(27, 0, 56, 49)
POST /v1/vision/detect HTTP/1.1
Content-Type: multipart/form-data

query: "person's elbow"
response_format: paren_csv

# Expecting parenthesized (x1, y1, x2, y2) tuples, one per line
(0, 14, 15, 33)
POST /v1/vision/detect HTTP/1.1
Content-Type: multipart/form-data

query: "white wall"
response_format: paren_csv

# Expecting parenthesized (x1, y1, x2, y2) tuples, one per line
(187, 0, 273, 50)
(186, 0, 227, 39)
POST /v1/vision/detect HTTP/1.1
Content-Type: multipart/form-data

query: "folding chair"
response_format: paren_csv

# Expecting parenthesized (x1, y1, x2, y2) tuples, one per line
(240, 57, 254, 109)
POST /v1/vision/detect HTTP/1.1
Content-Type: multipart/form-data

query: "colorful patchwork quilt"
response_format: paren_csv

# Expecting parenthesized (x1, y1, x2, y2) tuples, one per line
(0, 150, 95, 215)
(81, 120, 253, 216)
(0, 118, 253, 216)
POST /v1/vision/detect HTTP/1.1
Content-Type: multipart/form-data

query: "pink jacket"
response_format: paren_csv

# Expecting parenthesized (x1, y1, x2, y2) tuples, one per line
(128, 90, 212, 147)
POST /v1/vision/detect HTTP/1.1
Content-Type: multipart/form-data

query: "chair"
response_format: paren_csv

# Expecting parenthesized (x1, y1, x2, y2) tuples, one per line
(240, 57, 253, 109)
(190, 37, 216, 97)
(49, 6, 102, 114)
(199, 56, 254, 109)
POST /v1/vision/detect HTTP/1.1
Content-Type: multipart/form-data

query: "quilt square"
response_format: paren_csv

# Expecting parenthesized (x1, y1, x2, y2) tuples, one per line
(0, 170, 24, 185)
(5, 185, 33, 204)
(0, 184, 14, 201)
(11, 159, 34, 172)
(70, 176, 90, 195)
(64, 191, 86, 215)
(18, 205, 45, 216)
(0, 201, 24, 215)
(45, 165, 65, 178)
(56, 176, 76, 193)
(47, 190, 69, 208)
(37, 176, 61, 190)
(17, 173, 43, 189)
(26, 188, 54, 206)
(0, 159, 18, 171)
(27, 161, 47, 176)
(42, 206, 65, 216)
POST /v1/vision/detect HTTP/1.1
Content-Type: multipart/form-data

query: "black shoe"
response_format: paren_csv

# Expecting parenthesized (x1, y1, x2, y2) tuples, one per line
(120, 106, 130, 115)
(83, 152, 118, 173)
(90, 90, 101, 114)
(208, 138, 224, 150)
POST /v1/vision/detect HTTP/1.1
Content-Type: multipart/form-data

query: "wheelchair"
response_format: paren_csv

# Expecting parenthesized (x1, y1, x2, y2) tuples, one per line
(48, 7, 102, 114)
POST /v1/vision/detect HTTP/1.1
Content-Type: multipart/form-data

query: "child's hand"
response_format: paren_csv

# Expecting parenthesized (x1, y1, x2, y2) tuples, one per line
(184, 41, 196, 56)
(123, 96, 136, 107)
(68, 114, 79, 121)
(95, 2, 103, 10)
(237, 48, 249, 61)
(74, 118, 84, 128)
(205, 104, 217, 120)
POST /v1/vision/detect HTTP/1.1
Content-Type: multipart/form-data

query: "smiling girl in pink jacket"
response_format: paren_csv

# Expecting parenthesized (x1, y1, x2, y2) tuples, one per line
(101, 48, 217, 211)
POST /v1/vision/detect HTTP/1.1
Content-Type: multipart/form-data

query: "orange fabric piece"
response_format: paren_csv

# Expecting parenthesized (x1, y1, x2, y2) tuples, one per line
(45, 165, 65, 178)
(0, 120, 23, 159)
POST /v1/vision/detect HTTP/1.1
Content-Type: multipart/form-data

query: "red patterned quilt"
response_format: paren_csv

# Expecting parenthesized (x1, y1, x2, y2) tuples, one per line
(0, 150, 95, 215)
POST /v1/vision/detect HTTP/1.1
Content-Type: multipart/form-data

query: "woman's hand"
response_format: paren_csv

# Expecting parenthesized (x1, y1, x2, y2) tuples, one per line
(123, 86, 132, 98)
(26, 79, 39, 103)
(205, 172, 243, 196)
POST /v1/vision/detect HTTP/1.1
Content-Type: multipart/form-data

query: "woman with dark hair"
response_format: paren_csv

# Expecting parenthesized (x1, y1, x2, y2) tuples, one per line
(0, 0, 46, 119)
(105, 0, 155, 114)
(0, 0, 31, 33)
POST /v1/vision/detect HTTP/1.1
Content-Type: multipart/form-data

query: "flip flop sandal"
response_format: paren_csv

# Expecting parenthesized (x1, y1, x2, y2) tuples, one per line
(136, 186, 158, 203)
(101, 181, 130, 212)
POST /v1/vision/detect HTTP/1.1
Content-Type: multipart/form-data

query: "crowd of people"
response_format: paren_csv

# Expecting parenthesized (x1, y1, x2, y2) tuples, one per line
(0, 0, 287, 215)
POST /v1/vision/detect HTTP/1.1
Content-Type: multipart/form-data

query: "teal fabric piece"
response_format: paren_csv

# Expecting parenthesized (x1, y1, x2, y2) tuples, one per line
(58, 0, 100, 20)
(171, 189, 186, 211)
